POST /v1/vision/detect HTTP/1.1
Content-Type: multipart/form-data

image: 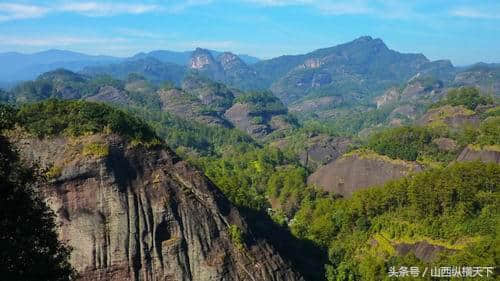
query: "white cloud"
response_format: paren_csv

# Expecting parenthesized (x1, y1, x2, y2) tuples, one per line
(0, 3, 49, 21)
(451, 7, 500, 19)
(243, 0, 313, 7)
(58, 2, 159, 16)
(167, 0, 213, 13)
(0, 1, 213, 22)
(243, 0, 392, 16)
(0, 35, 127, 46)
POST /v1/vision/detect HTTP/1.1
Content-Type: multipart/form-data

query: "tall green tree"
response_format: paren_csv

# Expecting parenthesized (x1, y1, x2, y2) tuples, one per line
(0, 105, 76, 281)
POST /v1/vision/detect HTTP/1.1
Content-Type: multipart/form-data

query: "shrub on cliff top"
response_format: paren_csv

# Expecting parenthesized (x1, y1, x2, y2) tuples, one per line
(17, 99, 160, 144)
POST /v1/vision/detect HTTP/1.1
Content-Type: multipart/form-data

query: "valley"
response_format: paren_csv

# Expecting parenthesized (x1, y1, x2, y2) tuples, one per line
(1, 36, 499, 281)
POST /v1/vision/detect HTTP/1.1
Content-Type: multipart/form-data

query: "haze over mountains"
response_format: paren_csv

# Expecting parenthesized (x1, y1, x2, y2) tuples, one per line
(3, 36, 498, 115)
(0, 48, 260, 83)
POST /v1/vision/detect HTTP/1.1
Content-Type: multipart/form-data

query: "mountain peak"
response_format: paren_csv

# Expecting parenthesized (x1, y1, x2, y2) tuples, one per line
(354, 35, 374, 42)
(193, 47, 212, 54)
(217, 52, 248, 71)
(189, 48, 218, 70)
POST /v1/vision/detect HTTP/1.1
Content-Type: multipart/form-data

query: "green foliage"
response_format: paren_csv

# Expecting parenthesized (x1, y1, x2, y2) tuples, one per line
(46, 165, 62, 179)
(83, 57, 186, 85)
(0, 104, 17, 131)
(434, 87, 493, 110)
(367, 126, 435, 161)
(17, 99, 159, 144)
(11, 69, 128, 102)
(234, 91, 287, 115)
(126, 106, 256, 156)
(476, 116, 500, 146)
(82, 142, 109, 158)
(291, 161, 500, 281)
(193, 146, 311, 212)
(304, 105, 394, 137)
(0, 136, 76, 281)
(251, 116, 264, 125)
(228, 224, 245, 251)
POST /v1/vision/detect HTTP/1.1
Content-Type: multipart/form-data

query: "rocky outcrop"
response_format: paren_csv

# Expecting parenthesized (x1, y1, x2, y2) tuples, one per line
(375, 76, 445, 109)
(224, 103, 270, 138)
(375, 88, 400, 108)
(12, 134, 304, 281)
(188, 49, 225, 81)
(86, 86, 132, 105)
(217, 53, 250, 73)
(433, 137, 458, 152)
(298, 136, 352, 171)
(417, 105, 479, 129)
(307, 150, 421, 197)
(394, 241, 450, 262)
(456, 145, 500, 164)
(216, 52, 262, 90)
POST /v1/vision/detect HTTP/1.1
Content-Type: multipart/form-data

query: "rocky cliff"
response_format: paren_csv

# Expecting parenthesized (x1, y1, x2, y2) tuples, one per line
(307, 150, 421, 197)
(456, 145, 500, 164)
(12, 133, 304, 281)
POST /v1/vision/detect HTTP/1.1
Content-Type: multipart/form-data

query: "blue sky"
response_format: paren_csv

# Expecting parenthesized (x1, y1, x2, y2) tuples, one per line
(0, 0, 498, 65)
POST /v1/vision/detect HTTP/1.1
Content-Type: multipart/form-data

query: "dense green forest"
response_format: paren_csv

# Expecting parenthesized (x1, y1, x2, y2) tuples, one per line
(292, 161, 499, 281)
(1, 73, 499, 281)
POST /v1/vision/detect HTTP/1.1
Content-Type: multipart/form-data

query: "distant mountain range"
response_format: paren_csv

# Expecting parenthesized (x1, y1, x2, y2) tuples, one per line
(0, 48, 260, 83)
(2, 36, 499, 113)
(83, 36, 500, 105)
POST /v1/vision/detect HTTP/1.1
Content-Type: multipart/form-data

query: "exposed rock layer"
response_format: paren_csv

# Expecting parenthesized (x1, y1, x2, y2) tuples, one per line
(13, 134, 303, 281)
(307, 151, 421, 197)
(456, 146, 500, 164)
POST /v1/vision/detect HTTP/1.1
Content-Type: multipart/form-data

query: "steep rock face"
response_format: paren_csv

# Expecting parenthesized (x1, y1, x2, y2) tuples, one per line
(394, 242, 450, 262)
(298, 136, 352, 171)
(456, 145, 500, 164)
(13, 134, 304, 281)
(188, 49, 225, 81)
(224, 103, 270, 138)
(307, 151, 421, 197)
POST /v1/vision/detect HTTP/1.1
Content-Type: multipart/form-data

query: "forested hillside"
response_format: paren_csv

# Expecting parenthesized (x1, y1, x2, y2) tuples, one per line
(1, 58, 499, 281)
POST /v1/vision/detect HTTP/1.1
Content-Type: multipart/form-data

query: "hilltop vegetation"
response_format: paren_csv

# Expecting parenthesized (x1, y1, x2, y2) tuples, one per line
(10, 69, 125, 102)
(432, 87, 493, 110)
(8, 99, 160, 145)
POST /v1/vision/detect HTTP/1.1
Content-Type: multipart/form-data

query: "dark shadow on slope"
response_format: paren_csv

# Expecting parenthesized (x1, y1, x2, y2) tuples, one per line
(240, 207, 328, 281)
